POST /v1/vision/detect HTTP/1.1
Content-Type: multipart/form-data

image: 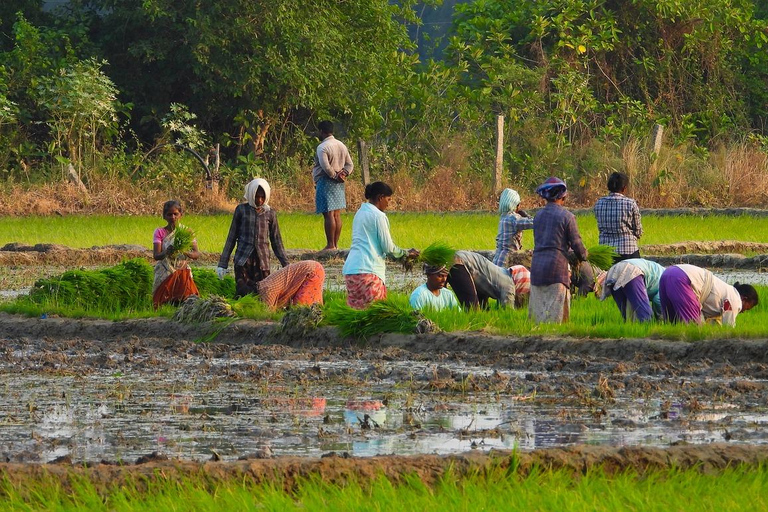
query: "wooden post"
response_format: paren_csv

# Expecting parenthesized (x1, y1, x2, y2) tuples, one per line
(650, 124, 664, 154)
(494, 115, 504, 195)
(357, 140, 370, 186)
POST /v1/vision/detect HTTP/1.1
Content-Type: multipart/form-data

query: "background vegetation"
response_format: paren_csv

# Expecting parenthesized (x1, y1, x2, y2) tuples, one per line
(1, 0, 768, 212)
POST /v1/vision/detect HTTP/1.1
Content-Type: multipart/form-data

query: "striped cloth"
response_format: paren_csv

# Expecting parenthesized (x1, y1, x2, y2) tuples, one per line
(257, 261, 325, 310)
(345, 273, 387, 309)
(315, 175, 347, 213)
(508, 265, 531, 297)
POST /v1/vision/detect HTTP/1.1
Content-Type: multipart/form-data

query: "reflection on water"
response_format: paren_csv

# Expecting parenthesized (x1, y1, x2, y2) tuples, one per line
(2, 363, 765, 463)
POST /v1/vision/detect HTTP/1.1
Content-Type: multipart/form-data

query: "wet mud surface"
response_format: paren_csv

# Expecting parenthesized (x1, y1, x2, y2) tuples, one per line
(2, 313, 768, 467)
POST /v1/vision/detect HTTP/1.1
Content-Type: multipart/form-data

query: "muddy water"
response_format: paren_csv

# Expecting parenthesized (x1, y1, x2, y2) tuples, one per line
(2, 333, 768, 464)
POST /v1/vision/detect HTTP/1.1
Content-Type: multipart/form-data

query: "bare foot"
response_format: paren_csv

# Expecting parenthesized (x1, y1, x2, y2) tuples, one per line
(319, 246, 337, 252)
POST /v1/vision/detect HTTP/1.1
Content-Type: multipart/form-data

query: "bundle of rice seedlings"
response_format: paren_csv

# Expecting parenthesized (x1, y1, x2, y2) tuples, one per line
(193, 269, 236, 298)
(418, 241, 455, 270)
(173, 295, 234, 323)
(586, 245, 618, 270)
(170, 225, 195, 255)
(280, 304, 324, 338)
(325, 300, 422, 339)
(29, 258, 153, 311)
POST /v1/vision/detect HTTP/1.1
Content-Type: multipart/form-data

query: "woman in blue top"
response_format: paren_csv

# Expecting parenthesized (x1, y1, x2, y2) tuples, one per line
(342, 182, 418, 309)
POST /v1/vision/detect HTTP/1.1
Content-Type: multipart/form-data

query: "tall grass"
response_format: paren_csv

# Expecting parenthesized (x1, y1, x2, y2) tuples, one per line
(1, 464, 767, 511)
(2, 213, 767, 251)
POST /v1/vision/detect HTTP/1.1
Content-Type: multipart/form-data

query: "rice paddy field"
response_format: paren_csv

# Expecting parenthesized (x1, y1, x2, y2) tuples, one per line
(2, 211, 768, 510)
(3, 211, 768, 251)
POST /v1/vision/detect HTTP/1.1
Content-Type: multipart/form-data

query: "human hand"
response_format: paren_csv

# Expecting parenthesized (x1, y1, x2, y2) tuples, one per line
(407, 248, 420, 259)
(216, 267, 228, 280)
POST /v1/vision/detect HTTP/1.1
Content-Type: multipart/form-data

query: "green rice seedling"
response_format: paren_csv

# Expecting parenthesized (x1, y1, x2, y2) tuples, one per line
(325, 299, 421, 339)
(170, 224, 195, 255)
(193, 268, 236, 298)
(28, 258, 153, 312)
(419, 241, 456, 269)
(230, 294, 283, 321)
(586, 245, 618, 270)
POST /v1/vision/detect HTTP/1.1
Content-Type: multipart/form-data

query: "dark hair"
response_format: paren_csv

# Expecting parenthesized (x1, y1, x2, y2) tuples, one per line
(162, 200, 182, 215)
(734, 282, 759, 306)
(365, 181, 393, 200)
(318, 120, 334, 134)
(607, 172, 629, 193)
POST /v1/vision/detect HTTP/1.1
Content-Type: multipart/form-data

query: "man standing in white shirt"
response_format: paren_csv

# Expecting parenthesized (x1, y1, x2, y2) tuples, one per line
(312, 120, 353, 251)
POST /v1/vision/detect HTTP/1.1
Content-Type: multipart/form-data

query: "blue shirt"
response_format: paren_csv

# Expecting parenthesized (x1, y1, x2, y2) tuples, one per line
(409, 284, 460, 311)
(342, 202, 406, 283)
(493, 213, 534, 267)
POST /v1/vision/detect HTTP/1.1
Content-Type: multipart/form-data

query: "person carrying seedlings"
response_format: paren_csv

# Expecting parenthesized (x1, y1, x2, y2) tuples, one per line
(410, 263, 461, 312)
(599, 258, 665, 322)
(493, 188, 534, 267)
(658, 264, 758, 326)
(217, 178, 290, 298)
(529, 177, 587, 323)
(343, 181, 419, 309)
(152, 200, 200, 308)
(448, 250, 519, 309)
(313, 120, 354, 251)
(594, 171, 643, 262)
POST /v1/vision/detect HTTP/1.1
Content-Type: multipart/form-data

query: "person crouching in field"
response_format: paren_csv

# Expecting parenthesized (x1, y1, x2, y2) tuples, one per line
(594, 171, 643, 262)
(152, 200, 200, 308)
(529, 177, 587, 323)
(600, 258, 665, 322)
(447, 250, 520, 309)
(217, 178, 290, 298)
(658, 264, 758, 327)
(343, 181, 419, 309)
(410, 263, 460, 311)
(493, 188, 533, 267)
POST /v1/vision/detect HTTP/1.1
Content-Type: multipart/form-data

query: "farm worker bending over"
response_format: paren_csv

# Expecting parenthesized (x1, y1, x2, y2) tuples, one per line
(152, 200, 200, 308)
(409, 263, 461, 311)
(447, 250, 519, 309)
(594, 171, 643, 263)
(313, 120, 353, 251)
(343, 181, 418, 309)
(217, 178, 289, 298)
(492, 188, 533, 267)
(658, 264, 758, 326)
(529, 177, 587, 324)
(600, 258, 665, 322)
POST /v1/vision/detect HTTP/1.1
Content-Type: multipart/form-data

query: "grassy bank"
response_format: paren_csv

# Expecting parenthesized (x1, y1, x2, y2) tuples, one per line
(4, 285, 768, 341)
(2, 464, 767, 511)
(2, 212, 766, 252)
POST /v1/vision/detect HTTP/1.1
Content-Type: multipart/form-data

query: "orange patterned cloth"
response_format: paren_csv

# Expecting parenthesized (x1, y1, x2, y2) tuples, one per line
(345, 273, 387, 309)
(257, 260, 325, 310)
(153, 267, 199, 308)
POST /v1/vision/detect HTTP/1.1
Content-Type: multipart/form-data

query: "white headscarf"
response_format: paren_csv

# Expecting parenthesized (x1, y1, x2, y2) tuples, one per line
(244, 178, 271, 211)
(498, 188, 521, 215)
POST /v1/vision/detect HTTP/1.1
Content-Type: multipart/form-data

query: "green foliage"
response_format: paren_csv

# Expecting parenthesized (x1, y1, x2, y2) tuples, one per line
(28, 258, 153, 312)
(419, 241, 456, 269)
(586, 244, 618, 270)
(325, 299, 421, 339)
(193, 268, 236, 299)
(169, 224, 194, 255)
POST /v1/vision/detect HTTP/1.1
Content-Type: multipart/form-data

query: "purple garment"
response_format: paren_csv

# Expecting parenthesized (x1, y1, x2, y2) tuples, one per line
(530, 202, 587, 287)
(611, 275, 653, 322)
(659, 266, 702, 323)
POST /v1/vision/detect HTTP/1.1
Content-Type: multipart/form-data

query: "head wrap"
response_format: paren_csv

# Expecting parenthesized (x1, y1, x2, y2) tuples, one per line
(536, 177, 568, 201)
(244, 178, 271, 211)
(498, 188, 521, 215)
(423, 263, 449, 276)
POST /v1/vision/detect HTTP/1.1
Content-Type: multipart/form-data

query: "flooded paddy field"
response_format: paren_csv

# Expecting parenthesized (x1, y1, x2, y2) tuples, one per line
(2, 314, 768, 464)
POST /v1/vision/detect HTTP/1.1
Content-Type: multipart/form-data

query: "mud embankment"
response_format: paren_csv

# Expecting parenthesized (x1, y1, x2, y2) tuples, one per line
(2, 240, 767, 268)
(2, 444, 768, 490)
(3, 312, 768, 365)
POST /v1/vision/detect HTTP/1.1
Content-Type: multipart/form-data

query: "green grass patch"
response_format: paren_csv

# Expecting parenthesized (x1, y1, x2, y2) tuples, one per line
(1, 213, 766, 251)
(1, 464, 767, 511)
